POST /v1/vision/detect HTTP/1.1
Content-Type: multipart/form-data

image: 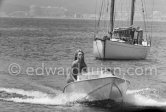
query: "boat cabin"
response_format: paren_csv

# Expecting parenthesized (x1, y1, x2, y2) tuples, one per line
(112, 27, 143, 45)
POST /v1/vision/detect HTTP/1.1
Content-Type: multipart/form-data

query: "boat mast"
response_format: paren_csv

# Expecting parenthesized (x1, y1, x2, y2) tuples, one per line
(110, 0, 115, 36)
(130, 0, 135, 26)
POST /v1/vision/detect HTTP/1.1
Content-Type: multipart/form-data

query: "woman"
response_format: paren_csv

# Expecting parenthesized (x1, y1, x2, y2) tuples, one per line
(67, 49, 87, 83)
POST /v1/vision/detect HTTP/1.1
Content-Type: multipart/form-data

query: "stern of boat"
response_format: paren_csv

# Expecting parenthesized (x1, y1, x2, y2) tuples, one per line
(93, 39, 105, 59)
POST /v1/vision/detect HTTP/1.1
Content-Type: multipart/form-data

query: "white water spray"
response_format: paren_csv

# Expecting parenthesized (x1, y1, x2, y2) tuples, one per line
(124, 88, 166, 107)
(0, 88, 87, 105)
(0, 87, 166, 107)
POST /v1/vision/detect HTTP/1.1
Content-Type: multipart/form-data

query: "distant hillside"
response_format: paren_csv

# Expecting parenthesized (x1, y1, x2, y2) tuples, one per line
(0, 0, 97, 14)
(0, 0, 166, 15)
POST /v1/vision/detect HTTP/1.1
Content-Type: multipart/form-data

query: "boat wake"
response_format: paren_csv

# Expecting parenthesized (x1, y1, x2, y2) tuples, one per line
(0, 87, 166, 108)
(124, 88, 166, 107)
(0, 88, 87, 105)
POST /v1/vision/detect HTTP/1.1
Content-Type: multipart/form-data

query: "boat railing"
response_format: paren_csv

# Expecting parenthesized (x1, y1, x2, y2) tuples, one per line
(112, 27, 145, 45)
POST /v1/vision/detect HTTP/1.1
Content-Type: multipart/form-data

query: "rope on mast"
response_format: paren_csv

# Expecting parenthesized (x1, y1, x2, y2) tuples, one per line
(150, 0, 155, 46)
(103, 0, 107, 33)
(141, 0, 148, 40)
(127, 0, 130, 26)
(106, 0, 110, 33)
(120, 0, 124, 27)
(97, 0, 104, 28)
(94, 0, 98, 38)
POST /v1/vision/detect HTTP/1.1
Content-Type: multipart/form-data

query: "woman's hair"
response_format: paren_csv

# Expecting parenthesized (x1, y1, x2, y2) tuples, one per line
(74, 49, 84, 60)
(74, 49, 87, 72)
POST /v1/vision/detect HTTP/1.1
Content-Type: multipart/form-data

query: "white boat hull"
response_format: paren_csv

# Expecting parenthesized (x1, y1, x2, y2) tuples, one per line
(93, 40, 150, 59)
(63, 75, 129, 102)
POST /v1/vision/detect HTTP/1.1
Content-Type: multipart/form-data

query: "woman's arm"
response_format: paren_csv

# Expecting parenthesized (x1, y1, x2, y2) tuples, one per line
(70, 61, 78, 80)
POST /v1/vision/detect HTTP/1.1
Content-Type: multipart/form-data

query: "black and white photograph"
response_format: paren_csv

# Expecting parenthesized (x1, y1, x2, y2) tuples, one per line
(0, 0, 165, 112)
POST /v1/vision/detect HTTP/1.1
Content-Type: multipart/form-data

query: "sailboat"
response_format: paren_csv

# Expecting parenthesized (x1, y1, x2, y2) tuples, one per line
(93, 0, 151, 60)
(63, 71, 130, 103)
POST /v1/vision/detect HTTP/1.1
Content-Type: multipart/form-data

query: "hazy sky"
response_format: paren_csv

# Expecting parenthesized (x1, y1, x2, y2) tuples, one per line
(0, 0, 165, 14)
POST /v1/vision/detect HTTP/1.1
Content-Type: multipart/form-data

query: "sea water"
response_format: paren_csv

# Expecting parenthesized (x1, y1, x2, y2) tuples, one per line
(0, 17, 166, 112)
